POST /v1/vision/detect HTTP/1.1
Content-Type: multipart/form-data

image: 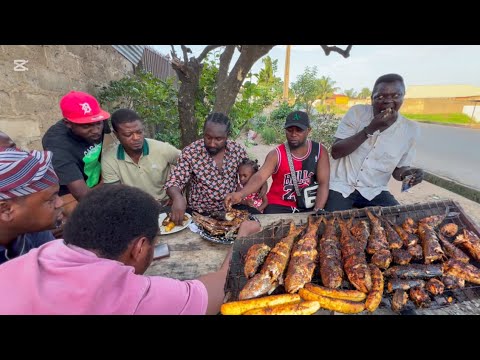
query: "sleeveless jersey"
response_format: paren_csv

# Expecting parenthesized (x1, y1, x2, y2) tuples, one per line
(267, 140, 321, 207)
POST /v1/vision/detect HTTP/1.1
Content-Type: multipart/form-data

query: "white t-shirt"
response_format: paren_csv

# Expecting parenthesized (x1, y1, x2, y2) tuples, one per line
(330, 104, 420, 200)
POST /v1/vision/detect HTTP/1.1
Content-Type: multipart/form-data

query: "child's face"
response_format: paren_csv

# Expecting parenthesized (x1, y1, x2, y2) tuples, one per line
(238, 165, 255, 186)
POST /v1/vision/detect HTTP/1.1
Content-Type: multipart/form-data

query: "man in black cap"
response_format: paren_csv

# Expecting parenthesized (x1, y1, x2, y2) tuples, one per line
(225, 110, 330, 214)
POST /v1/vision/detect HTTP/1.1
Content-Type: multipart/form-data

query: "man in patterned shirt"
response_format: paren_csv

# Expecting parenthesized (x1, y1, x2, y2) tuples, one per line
(165, 113, 260, 235)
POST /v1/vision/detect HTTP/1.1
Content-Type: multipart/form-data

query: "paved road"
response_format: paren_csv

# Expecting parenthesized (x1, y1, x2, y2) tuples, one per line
(413, 123, 480, 191)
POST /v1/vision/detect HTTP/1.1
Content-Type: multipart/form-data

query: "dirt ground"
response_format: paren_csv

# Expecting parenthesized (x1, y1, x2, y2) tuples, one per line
(242, 136, 480, 226)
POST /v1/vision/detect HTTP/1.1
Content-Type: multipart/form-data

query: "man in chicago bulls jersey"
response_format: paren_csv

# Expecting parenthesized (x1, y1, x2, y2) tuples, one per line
(225, 111, 330, 214)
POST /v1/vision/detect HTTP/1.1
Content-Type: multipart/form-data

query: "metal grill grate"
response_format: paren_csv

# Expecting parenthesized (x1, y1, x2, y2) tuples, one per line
(224, 200, 480, 314)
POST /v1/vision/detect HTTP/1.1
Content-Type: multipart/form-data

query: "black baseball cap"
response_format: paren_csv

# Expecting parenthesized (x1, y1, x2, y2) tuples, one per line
(284, 111, 310, 130)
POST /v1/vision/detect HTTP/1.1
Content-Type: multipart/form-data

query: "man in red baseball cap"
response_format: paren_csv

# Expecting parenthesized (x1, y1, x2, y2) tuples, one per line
(42, 91, 110, 217)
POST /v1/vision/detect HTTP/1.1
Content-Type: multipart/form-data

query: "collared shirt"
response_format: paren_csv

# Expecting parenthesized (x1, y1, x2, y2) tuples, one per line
(165, 139, 247, 213)
(0, 231, 54, 265)
(102, 138, 181, 201)
(330, 104, 420, 201)
(0, 240, 208, 315)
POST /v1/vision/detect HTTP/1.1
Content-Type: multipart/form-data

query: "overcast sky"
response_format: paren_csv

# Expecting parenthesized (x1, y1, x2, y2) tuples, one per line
(151, 45, 480, 93)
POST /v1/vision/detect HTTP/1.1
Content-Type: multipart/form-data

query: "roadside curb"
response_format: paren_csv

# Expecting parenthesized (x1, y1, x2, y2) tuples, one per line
(414, 120, 480, 129)
(424, 171, 480, 204)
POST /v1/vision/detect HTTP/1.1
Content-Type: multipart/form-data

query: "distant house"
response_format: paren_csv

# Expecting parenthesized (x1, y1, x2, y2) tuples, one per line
(403, 85, 480, 115)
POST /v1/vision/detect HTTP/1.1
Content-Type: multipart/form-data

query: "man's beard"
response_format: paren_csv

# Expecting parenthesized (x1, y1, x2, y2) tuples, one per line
(288, 139, 305, 150)
(206, 147, 220, 155)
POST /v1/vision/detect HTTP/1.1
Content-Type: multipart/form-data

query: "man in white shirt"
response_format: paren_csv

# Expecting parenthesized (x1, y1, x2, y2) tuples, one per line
(325, 73, 423, 211)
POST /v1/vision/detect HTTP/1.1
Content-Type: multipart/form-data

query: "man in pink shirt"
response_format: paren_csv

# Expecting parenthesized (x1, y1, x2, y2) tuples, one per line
(0, 185, 231, 315)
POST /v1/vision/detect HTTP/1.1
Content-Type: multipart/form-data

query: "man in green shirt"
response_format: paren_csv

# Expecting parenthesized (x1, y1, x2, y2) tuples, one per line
(102, 109, 181, 206)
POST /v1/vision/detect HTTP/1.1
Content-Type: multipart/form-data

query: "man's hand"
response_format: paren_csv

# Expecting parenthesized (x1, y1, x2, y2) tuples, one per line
(258, 182, 268, 198)
(224, 192, 243, 210)
(170, 197, 187, 225)
(366, 108, 397, 134)
(400, 167, 424, 186)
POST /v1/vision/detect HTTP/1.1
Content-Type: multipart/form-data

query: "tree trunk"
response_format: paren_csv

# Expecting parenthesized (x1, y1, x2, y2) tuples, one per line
(171, 52, 203, 147)
(214, 45, 275, 114)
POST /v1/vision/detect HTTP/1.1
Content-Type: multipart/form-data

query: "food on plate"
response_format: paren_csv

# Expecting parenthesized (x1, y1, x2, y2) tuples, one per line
(161, 214, 189, 233)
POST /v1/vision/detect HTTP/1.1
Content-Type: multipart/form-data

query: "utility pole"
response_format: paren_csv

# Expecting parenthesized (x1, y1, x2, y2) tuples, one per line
(283, 45, 291, 102)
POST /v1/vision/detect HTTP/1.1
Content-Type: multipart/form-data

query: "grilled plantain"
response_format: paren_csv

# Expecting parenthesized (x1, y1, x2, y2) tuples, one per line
(221, 294, 301, 315)
(243, 301, 320, 315)
(299, 288, 365, 314)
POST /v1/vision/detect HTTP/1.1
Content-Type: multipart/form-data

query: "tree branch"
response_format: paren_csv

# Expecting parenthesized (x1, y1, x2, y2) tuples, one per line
(320, 45, 353, 58)
(170, 45, 177, 59)
(180, 45, 192, 64)
(198, 45, 224, 62)
(217, 45, 235, 87)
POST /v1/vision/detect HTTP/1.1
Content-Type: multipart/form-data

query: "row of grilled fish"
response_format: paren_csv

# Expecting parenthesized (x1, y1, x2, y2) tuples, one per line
(238, 210, 480, 313)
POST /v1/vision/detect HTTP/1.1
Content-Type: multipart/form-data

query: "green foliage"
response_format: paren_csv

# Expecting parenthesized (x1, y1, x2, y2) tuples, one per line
(317, 76, 339, 105)
(260, 127, 279, 145)
(344, 88, 357, 98)
(291, 66, 321, 115)
(403, 113, 472, 124)
(310, 113, 341, 152)
(270, 101, 295, 121)
(98, 70, 180, 148)
(358, 87, 372, 99)
(195, 54, 219, 133)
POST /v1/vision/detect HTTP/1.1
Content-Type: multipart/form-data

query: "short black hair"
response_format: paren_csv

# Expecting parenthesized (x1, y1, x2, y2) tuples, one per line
(204, 112, 231, 135)
(111, 108, 142, 132)
(239, 158, 259, 172)
(373, 73, 405, 94)
(64, 185, 160, 259)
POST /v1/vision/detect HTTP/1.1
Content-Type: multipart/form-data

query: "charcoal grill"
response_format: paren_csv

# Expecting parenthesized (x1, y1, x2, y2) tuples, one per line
(224, 200, 480, 315)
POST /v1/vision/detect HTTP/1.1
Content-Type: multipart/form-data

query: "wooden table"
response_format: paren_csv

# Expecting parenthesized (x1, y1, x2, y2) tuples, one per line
(145, 212, 480, 315)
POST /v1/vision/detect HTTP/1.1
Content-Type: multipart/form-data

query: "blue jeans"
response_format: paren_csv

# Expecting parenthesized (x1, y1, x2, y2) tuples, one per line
(325, 189, 399, 212)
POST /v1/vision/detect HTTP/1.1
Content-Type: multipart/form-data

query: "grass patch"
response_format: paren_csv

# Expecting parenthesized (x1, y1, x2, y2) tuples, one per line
(403, 113, 472, 125)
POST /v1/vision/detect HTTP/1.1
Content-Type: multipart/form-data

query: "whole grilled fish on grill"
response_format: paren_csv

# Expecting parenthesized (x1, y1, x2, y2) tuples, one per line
(389, 219, 419, 247)
(285, 216, 321, 293)
(318, 217, 344, 289)
(238, 222, 303, 300)
(407, 244, 423, 261)
(383, 219, 403, 249)
(338, 217, 372, 293)
(350, 220, 369, 251)
(365, 209, 389, 255)
(438, 233, 470, 263)
(384, 264, 443, 279)
(443, 259, 480, 285)
(387, 279, 425, 293)
(453, 229, 480, 261)
(418, 222, 445, 264)
(244, 244, 271, 279)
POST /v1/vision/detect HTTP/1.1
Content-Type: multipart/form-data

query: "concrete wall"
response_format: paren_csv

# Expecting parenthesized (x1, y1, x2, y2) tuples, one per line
(402, 96, 480, 114)
(0, 45, 133, 150)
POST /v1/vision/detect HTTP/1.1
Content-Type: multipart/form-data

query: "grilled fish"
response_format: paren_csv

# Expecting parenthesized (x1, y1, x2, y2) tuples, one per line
(350, 220, 369, 251)
(441, 275, 465, 289)
(392, 248, 413, 265)
(338, 217, 372, 293)
(383, 219, 403, 249)
(318, 217, 344, 289)
(402, 217, 418, 234)
(409, 287, 431, 308)
(384, 264, 443, 279)
(244, 244, 271, 279)
(285, 216, 321, 293)
(371, 249, 392, 270)
(453, 229, 480, 261)
(440, 223, 458, 237)
(387, 279, 425, 293)
(238, 222, 303, 300)
(390, 219, 419, 247)
(418, 222, 445, 264)
(365, 209, 389, 255)
(443, 259, 480, 285)
(438, 233, 470, 263)
(391, 289, 409, 312)
(425, 278, 445, 295)
(407, 244, 424, 261)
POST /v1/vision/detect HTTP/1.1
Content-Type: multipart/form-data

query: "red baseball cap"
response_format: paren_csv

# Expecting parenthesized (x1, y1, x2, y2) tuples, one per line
(60, 91, 110, 124)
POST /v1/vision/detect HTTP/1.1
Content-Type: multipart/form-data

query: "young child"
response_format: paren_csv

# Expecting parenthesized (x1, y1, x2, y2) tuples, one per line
(236, 158, 268, 213)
